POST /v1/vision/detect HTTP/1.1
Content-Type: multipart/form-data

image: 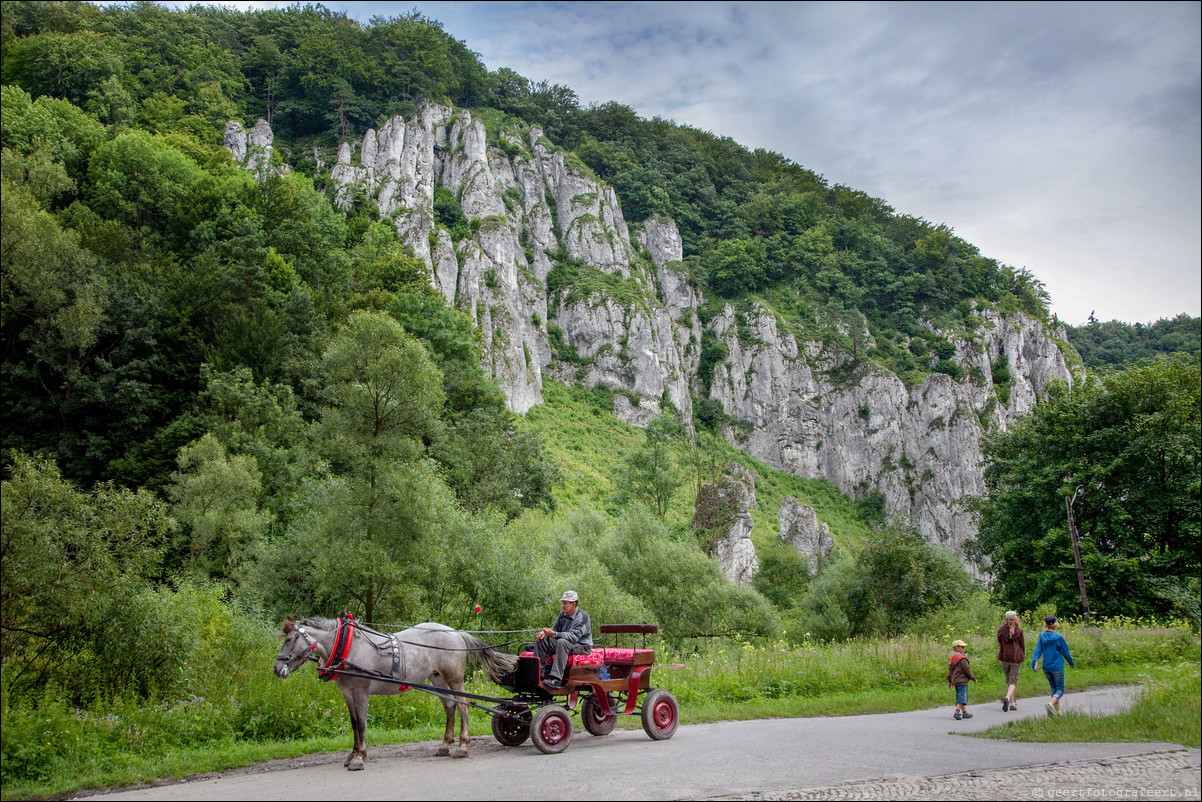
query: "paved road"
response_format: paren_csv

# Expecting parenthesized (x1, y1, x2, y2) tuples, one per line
(79, 687, 1200, 801)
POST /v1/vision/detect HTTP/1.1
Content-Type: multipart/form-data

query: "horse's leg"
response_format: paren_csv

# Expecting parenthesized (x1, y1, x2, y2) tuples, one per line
(446, 665, 470, 758)
(455, 694, 470, 758)
(339, 682, 368, 770)
(426, 673, 457, 756)
(438, 693, 457, 756)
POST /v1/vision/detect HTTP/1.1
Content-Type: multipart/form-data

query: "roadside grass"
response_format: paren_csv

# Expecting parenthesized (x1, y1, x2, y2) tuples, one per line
(4, 622, 1196, 801)
(973, 663, 1201, 749)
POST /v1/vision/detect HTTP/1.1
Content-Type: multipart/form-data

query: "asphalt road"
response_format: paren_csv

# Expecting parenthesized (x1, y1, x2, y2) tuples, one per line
(79, 687, 1199, 801)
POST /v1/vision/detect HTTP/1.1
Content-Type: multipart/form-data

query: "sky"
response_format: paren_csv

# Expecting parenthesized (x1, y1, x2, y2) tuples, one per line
(158, 1, 1200, 327)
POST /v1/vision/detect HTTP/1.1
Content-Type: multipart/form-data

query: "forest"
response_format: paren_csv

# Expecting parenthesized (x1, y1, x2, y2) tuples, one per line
(1, 4, 1198, 792)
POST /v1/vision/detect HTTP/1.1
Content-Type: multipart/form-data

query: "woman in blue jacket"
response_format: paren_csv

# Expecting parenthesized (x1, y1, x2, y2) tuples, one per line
(1031, 614, 1075, 715)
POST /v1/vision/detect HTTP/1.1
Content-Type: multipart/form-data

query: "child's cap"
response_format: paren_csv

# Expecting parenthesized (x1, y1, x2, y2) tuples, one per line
(1004, 610, 1018, 620)
(952, 639, 967, 647)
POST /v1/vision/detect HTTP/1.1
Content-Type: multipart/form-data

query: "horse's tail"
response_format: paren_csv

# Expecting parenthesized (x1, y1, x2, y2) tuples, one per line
(461, 633, 518, 684)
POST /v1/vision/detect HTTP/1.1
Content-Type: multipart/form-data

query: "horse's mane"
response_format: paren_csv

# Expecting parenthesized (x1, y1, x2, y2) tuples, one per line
(281, 616, 338, 634)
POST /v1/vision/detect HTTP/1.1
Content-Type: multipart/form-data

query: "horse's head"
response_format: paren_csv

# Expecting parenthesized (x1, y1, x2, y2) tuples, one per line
(274, 616, 317, 679)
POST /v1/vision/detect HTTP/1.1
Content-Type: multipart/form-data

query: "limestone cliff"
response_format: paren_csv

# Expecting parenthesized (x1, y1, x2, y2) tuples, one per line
(226, 108, 1075, 561)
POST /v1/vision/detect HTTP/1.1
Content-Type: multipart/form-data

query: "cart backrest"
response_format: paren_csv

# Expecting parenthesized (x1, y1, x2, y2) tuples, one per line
(599, 624, 657, 649)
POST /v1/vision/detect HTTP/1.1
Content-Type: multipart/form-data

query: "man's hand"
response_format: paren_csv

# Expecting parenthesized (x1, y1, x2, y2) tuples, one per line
(537, 627, 555, 641)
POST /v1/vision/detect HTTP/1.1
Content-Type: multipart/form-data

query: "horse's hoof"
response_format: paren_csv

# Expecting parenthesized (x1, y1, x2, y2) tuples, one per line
(347, 756, 365, 771)
(436, 745, 450, 756)
(452, 747, 468, 759)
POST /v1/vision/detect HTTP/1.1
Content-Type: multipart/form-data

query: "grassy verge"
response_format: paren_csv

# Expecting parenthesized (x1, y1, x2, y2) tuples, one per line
(973, 664, 1201, 749)
(4, 624, 1196, 800)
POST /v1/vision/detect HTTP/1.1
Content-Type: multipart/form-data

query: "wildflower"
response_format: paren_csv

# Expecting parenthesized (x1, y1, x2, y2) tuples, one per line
(474, 605, 482, 613)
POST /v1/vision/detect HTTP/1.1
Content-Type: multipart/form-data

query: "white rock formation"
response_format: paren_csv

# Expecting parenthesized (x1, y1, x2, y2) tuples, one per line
(225, 107, 1076, 561)
(696, 463, 760, 585)
(778, 498, 834, 574)
(223, 119, 275, 179)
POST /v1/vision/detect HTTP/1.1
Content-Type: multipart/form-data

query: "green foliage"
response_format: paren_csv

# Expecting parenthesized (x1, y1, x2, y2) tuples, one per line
(86, 130, 203, 240)
(351, 221, 429, 296)
(844, 526, 974, 636)
(752, 543, 812, 610)
(792, 526, 974, 641)
(697, 330, 729, 398)
(611, 413, 686, 517)
(545, 249, 650, 310)
(432, 406, 559, 521)
(595, 505, 779, 638)
(250, 460, 452, 623)
(432, 185, 466, 233)
(0, 452, 174, 700)
(319, 310, 443, 468)
(166, 433, 271, 582)
(1067, 313, 1201, 370)
(971, 354, 1201, 621)
(2, 29, 125, 111)
(703, 237, 768, 297)
(193, 366, 320, 533)
(1, 85, 106, 204)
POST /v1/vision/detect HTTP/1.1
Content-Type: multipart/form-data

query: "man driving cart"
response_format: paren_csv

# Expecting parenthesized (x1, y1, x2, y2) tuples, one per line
(534, 590, 592, 688)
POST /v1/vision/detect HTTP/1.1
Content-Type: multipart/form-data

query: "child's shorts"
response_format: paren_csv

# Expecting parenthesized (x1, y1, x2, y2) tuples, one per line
(1002, 661, 1022, 686)
(1043, 670, 1065, 699)
(955, 683, 968, 705)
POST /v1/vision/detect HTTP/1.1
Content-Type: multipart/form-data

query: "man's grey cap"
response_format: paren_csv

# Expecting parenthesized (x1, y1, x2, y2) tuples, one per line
(561, 590, 578, 602)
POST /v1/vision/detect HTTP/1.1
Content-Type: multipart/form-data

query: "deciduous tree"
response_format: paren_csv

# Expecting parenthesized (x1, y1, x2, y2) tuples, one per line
(970, 354, 1201, 621)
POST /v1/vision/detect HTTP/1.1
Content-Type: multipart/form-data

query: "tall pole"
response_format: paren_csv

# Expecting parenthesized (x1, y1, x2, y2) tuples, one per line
(1065, 486, 1092, 620)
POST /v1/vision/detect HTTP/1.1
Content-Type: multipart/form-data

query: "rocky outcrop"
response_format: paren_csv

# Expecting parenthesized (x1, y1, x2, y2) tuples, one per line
(224, 107, 1075, 561)
(706, 304, 1073, 553)
(779, 498, 834, 574)
(223, 119, 276, 179)
(694, 464, 760, 585)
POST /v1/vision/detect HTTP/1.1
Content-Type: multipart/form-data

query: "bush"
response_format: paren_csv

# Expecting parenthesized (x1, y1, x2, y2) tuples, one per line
(793, 527, 975, 641)
(584, 504, 779, 639)
(753, 544, 811, 610)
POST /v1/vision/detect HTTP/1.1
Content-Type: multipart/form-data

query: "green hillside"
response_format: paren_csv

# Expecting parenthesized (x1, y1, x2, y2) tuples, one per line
(522, 378, 875, 553)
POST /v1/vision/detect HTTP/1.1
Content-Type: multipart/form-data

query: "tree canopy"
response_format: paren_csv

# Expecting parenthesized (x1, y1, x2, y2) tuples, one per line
(970, 354, 1201, 620)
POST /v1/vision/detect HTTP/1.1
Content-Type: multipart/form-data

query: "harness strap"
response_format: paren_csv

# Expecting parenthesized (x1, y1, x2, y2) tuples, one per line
(317, 612, 356, 681)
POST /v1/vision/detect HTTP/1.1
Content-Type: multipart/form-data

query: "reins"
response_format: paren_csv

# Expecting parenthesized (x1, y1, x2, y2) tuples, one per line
(351, 619, 522, 653)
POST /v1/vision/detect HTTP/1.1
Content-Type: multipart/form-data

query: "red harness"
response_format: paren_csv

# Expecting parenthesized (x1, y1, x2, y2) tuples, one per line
(317, 613, 356, 681)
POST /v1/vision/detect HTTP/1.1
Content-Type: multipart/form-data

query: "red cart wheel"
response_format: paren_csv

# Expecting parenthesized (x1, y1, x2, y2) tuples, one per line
(531, 705, 573, 754)
(582, 693, 618, 736)
(491, 704, 531, 746)
(641, 689, 678, 740)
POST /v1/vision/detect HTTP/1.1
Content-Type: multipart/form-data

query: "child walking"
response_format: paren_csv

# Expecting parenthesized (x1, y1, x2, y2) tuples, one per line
(948, 639, 978, 720)
(1031, 614, 1075, 715)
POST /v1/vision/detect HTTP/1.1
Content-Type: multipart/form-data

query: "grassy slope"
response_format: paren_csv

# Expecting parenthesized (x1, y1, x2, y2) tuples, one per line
(519, 379, 875, 555)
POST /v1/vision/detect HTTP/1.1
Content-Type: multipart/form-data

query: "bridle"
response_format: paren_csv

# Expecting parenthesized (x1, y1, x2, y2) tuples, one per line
(280, 614, 371, 681)
(278, 622, 332, 677)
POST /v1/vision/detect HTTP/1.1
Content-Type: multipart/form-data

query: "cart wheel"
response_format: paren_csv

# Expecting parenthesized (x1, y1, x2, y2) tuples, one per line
(531, 705, 573, 754)
(582, 693, 618, 736)
(641, 689, 679, 740)
(491, 705, 531, 747)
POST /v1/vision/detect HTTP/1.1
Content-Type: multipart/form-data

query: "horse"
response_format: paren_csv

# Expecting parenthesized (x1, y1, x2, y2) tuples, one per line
(274, 615, 517, 770)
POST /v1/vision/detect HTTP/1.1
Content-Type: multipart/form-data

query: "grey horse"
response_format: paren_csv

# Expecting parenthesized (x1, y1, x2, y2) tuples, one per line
(274, 616, 517, 770)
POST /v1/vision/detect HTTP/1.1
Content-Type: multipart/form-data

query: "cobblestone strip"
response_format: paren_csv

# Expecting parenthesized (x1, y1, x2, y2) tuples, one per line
(710, 750, 1202, 801)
